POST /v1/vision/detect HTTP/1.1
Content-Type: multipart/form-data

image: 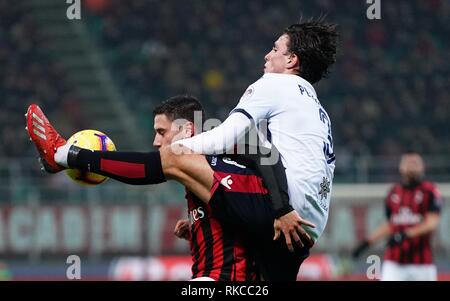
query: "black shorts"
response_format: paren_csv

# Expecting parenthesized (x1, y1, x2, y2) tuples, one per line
(206, 155, 309, 281)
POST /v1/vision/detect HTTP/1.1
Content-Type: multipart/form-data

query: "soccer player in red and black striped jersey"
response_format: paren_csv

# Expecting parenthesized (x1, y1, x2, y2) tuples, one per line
(184, 189, 257, 281)
(353, 152, 442, 280)
(151, 97, 310, 281)
(151, 96, 258, 281)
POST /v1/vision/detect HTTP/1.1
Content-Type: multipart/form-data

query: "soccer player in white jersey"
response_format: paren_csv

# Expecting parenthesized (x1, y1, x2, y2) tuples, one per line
(27, 18, 338, 280)
(173, 19, 338, 243)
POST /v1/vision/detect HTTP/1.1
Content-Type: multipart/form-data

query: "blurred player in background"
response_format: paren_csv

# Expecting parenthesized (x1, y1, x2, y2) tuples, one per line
(353, 152, 443, 281)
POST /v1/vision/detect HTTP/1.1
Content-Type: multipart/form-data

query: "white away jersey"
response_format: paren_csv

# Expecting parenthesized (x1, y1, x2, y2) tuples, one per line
(230, 73, 336, 240)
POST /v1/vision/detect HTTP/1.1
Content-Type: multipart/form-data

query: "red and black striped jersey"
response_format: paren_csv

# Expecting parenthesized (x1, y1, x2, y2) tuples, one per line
(384, 181, 442, 264)
(186, 190, 257, 281)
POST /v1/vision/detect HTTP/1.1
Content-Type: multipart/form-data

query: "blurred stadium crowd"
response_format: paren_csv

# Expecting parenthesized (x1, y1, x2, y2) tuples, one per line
(0, 0, 81, 158)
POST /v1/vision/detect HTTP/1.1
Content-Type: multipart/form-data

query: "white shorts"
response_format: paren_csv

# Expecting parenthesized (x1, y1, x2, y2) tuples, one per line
(381, 260, 437, 281)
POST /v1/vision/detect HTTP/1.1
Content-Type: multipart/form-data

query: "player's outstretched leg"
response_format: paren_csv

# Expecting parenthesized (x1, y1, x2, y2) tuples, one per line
(25, 104, 67, 173)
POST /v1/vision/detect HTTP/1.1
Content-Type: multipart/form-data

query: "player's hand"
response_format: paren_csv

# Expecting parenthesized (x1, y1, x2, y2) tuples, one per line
(388, 231, 407, 246)
(174, 219, 191, 241)
(352, 240, 370, 259)
(273, 210, 315, 252)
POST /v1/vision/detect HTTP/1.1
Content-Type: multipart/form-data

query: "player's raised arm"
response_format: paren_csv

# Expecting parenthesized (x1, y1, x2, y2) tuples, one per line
(172, 111, 253, 155)
(352, 222, 392, 258)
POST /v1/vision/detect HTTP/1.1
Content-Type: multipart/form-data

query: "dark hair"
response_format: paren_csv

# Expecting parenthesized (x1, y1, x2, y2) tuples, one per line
(153, 95, 205, 123)
(284, 17, 338, 84)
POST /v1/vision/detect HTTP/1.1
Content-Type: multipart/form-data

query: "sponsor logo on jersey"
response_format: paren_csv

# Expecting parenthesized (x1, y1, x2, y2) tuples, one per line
(391, 207, 422, 225)
(189, 207, 205, 225)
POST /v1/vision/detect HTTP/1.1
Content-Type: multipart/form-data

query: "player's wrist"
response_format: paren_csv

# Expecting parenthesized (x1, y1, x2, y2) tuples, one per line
(274, 205, 295, 219)
(403, 229, 412, 238)
(392, 231, 407, 243)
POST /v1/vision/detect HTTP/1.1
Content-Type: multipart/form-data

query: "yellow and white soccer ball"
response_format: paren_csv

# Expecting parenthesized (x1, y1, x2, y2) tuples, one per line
(65, 129, 116, 185)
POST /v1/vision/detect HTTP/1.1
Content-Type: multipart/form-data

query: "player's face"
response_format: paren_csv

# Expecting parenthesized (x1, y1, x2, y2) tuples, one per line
(264, 34, 293, 73)
(399, 154, 425, 183)
(153, 114, 190, 149)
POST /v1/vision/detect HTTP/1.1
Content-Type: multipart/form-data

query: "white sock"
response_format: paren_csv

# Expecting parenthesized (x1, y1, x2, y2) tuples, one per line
(54, 143, 72, 168)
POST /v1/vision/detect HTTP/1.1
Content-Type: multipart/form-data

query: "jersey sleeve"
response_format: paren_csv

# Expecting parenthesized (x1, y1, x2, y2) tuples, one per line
(384, 186, 396, 219)
(427, 184, 443, 213)
(230, 76, 275, 124)
(173, 110, 253, 154)
(385, 203, 391, 219)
